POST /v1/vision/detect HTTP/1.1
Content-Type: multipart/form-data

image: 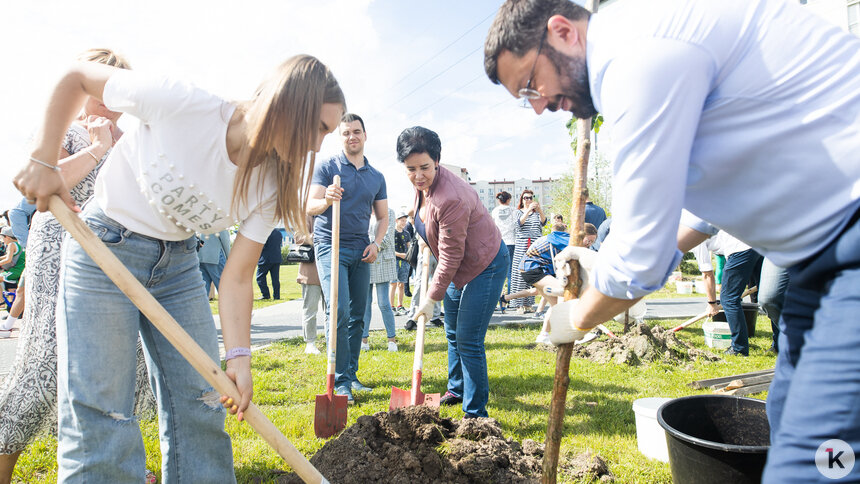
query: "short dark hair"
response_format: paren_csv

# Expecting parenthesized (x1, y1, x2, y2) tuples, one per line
(496, 191, 512, 204)
(341, 112, 365, 132)
(552, 222, 567, 232)
(484, 0, 591, 84)
(396, 126, 442, 163)
(584, 222, 597, 236)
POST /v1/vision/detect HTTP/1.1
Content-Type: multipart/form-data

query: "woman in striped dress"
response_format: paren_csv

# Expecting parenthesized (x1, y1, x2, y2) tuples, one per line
(508, 189, 546, 312)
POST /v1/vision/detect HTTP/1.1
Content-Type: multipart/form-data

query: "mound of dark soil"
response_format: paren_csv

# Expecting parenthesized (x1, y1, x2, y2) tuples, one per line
(280, 406, 612, 483)
(570, 323, 719, 366)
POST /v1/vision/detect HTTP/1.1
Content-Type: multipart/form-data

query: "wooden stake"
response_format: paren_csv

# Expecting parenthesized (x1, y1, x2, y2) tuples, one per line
(542, 77, 597, 484)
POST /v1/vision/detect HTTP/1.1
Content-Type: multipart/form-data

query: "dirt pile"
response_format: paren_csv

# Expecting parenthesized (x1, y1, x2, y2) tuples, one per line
(562, 451, 614, 482)
(280, 405, 612, 483)
(569, 323, 719, 366)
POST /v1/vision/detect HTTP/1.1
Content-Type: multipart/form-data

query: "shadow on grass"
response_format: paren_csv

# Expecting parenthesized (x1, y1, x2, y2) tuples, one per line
(490, 372, 637, 438)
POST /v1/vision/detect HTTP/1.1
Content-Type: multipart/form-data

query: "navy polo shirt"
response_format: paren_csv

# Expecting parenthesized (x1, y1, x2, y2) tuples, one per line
(312, 152, 387, 251)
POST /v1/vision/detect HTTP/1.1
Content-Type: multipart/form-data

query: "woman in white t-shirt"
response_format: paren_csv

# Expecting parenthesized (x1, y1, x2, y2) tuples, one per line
(13, 54, 345, 483)
(490, 190, 517, 312)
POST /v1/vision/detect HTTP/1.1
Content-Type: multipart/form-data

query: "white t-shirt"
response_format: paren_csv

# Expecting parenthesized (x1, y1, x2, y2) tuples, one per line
(492, 204, 518, 246)
(586, 0, 860, 299)
(692, 231, 752, 272)
(94, 70, 278, 244)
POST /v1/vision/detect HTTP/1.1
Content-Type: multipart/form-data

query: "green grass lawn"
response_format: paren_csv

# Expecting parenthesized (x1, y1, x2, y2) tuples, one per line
(14, 314, 776, 483)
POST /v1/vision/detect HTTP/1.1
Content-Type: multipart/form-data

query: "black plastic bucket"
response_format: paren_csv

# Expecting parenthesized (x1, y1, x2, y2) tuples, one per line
(713, 303, 759, 337)
(657, 395, 769, 484)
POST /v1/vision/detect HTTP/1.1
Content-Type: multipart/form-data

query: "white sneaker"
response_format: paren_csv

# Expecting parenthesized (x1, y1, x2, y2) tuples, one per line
(535, 331, 552, 345)
(360, 342, 371, 352)
(387, 341, 398, 352)
(304, 343, 321, 355)
(0, 330, 11, 339)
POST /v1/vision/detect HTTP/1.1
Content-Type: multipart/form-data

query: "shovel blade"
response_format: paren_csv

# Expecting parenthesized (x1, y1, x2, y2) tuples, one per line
(314, 393, 348, 438)
(389, 386, 411, 411)
(389, 386, 441, 411)
(420, 392, 441, 409)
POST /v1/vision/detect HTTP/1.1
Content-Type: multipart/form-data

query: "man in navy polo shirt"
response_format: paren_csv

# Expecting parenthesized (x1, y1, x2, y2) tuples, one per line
(307, 113, 388, 404)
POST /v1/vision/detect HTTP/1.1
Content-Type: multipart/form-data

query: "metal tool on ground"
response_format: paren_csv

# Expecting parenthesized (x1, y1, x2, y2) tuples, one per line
(670, 286, 759, 333)
(712, 375, 773, 396)
(390, 246, 440, 410)
(315, 175, 348, 439)
(48, 196, 328, 484)
(689, 368, 775, 391)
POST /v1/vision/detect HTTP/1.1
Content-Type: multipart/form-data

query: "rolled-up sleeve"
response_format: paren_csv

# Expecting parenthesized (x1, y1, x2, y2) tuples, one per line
(591, 39, 715, 299)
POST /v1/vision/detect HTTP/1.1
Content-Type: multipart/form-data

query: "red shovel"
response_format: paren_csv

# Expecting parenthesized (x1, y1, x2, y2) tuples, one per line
(390, 246, 440, 410)
(314, 175, 348, 438)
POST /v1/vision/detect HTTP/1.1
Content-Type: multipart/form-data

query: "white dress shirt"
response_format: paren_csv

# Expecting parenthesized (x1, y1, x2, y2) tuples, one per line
(586, 0, 860, 299)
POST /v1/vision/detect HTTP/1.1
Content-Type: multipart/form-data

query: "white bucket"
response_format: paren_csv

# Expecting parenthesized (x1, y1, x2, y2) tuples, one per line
(694, 279, 707, 294)
(702, 320, 732, 349)
(632, 397, 672, 462)
(675, 280, 693, 295)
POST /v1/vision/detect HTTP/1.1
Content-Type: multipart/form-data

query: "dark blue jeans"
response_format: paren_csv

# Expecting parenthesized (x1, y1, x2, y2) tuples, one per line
(763, 207, 860, 482)
(720, 248, 761, 355)
(443, 241, 509, 417)
(256, 262, 280, 299)
(505, 244, 515, 295)
(315, 244, 369, 388)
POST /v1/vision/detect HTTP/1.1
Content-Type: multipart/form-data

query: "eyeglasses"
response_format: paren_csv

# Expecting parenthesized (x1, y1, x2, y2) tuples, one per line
(522, 196, 533, 200)
(517, 32, 546, 108)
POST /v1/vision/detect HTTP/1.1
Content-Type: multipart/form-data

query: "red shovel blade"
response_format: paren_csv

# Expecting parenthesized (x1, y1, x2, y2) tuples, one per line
(314, 375, 348, 438)
(389, 370, 441, 411)
(314, 392, 348, 438)
(389, 385, 412, 411)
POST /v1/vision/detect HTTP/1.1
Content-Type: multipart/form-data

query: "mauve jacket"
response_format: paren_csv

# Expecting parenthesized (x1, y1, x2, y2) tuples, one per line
(414, 166, 503, 301)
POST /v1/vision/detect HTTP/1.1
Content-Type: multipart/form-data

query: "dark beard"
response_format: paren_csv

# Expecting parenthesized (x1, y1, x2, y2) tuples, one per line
(544, 44, 597, 119)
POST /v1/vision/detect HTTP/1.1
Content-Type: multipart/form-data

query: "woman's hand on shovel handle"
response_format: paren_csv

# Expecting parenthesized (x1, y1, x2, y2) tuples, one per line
(13, 155, 77, 213)
(223, 357, 253, 421)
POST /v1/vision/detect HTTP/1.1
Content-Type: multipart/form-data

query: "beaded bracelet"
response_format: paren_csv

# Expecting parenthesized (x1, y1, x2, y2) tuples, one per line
(29, 156, 60, 172)
(225, 347, 252, 361)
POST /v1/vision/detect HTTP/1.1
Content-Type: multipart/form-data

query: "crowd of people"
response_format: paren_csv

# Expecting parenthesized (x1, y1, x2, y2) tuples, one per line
(3, 0, 859, 480)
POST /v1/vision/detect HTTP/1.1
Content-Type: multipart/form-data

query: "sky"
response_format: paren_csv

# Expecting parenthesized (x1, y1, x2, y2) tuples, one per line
(0, 0, 581, 215)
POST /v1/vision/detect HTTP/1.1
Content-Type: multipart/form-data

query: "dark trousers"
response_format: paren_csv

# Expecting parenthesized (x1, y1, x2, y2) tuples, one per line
(720, 248, 761, 355)
(256, 262, 280, 299)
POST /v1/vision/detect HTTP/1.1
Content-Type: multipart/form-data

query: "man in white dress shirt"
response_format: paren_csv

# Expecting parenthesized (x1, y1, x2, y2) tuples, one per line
(485, 0, 860, 481)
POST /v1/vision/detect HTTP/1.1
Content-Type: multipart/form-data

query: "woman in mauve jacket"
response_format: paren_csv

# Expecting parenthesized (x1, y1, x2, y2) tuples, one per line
(396, 126, 508, 418)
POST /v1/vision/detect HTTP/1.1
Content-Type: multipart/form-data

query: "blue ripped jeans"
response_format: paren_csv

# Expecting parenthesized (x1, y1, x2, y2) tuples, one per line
(56, 202, 234, 483)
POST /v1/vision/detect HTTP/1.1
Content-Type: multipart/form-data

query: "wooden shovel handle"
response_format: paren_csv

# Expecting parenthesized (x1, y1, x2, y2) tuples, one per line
(327, 175, 341, 376)
(49, 196, 327, 484)
(413, 246, 432, 371)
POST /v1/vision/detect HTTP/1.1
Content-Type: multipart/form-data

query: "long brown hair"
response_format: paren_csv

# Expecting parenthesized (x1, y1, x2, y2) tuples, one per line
(232, 55, 345, 233)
